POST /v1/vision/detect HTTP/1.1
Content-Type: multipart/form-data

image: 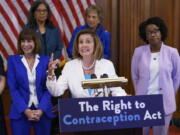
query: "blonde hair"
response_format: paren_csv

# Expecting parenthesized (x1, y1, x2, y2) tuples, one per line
(73, 29, 103, 60)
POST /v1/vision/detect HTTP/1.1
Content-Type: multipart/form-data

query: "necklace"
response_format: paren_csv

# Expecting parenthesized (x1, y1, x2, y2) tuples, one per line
(82, 60, 95, 70)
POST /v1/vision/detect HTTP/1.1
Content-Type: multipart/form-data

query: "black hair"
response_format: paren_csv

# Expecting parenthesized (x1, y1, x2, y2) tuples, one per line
(139, 17, 168, 43)
(28, 1, 54, 28)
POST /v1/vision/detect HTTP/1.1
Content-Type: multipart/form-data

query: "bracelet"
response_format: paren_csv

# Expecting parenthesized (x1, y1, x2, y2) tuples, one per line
(48, 74, 55, 77)
(46, 70, 55, 76)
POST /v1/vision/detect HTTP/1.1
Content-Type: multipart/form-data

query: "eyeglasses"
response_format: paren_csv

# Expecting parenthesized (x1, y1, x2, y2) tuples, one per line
(36, 9, 48, 13)
(146, 29, 160, 35)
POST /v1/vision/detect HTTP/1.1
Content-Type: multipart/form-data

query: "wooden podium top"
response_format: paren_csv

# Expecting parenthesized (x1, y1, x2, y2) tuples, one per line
(82, 77, 128, 89)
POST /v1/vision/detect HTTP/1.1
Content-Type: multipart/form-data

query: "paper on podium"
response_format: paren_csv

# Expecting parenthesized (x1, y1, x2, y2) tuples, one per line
(82, 77, 128, 89)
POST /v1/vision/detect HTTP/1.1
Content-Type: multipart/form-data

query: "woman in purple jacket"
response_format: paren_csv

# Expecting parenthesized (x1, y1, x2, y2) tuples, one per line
(131, 17, 180, 135)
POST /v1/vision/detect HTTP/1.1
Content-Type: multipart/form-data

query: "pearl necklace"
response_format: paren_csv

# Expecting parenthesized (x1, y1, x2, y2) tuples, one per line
(82, 60, 95, 70)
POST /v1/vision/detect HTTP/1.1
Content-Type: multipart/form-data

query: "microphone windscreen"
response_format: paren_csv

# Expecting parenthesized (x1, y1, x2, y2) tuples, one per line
(101, 73, 108, 78)
(91, 73, 97, 79)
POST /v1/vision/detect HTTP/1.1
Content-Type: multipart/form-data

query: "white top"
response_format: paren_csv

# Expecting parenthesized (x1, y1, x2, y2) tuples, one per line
(21, 55, 39, 107)
(46, 59, 127, 98)
(147, 52, 160, 95)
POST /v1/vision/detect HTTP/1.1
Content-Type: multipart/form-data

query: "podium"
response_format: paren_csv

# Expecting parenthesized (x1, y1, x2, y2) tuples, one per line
(77, 77, 142, 135)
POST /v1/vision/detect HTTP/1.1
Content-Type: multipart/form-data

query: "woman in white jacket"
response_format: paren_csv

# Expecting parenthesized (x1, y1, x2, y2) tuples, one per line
(46, 29, 127, 98)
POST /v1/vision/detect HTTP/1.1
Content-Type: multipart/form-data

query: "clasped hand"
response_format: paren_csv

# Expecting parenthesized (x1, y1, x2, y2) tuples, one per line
(24, 109, 43, 121)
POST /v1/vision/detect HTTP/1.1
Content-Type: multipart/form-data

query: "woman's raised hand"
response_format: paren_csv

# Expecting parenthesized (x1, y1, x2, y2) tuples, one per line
(48, 53, 59, 76)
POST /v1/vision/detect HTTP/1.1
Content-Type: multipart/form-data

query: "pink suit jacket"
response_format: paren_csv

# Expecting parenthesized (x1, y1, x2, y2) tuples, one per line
(131, 43, 180, 115)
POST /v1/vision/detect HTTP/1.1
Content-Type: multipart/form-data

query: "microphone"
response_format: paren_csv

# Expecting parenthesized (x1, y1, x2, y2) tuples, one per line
(91, 74, 102, 97)
(100, 74, 109, 97)
(91, 74, 97, 79)
(100, 73, 108, 78)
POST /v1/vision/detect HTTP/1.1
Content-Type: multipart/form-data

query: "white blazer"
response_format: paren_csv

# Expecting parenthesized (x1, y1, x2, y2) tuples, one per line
(46, 59, 127, 98)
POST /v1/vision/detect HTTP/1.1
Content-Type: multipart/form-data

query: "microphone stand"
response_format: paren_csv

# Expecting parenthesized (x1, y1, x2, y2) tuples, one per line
(91, 74, 101, 97)
(101, 74, 109, 97)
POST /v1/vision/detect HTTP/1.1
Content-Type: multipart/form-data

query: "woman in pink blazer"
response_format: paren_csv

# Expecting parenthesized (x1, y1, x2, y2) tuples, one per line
(131, 17, 180, 135)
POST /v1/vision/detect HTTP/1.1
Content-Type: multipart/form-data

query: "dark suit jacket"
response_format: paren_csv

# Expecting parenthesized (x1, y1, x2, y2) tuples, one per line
(25, 25, 63, 59)
(7, 55, 54, 119)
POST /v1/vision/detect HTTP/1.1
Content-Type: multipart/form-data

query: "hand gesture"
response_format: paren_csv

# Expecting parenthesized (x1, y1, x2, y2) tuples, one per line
(48, 53, 59, 76)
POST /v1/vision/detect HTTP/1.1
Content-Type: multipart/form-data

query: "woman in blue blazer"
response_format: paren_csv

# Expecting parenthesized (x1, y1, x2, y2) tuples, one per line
(7, 29, 54, 135)
(67, 5, 111, 59)
(25, 1, 63, 134)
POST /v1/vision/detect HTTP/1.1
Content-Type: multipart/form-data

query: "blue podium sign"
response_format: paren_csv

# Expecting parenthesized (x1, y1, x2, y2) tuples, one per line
(58, 95, 164, 133)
